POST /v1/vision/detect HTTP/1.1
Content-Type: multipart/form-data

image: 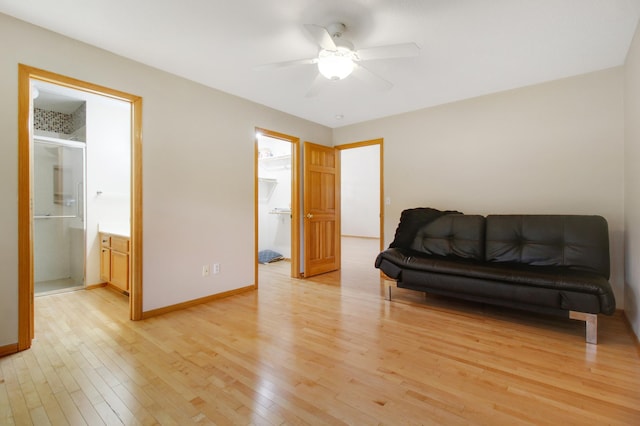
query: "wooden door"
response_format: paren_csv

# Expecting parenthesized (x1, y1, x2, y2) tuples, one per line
(303, 142, 340, 277)
(111, 251, 129, 292)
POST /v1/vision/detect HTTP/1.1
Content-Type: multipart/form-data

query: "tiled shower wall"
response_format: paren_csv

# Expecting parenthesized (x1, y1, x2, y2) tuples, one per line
(34, 103, 86, 136)
(71, 103, 86, 134)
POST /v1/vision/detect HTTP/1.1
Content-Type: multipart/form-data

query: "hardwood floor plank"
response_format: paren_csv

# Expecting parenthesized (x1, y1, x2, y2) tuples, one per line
(188, 388, 250, 425)
(1, 356, 32, 424)
(109, 383, 158, 426)
(28, 406, 51, 426)
(1, 237, 639, 424)
(13, 355, 42, 412)
(93, 400, 127, 425)
(137, 376, 205, 424)
(53, 390, 89, 426)
(68, 389, 105, 426)
(0, 361, 17, 426)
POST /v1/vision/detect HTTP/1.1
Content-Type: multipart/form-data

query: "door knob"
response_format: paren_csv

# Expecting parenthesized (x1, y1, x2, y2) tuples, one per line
(306, 213, 314, 219)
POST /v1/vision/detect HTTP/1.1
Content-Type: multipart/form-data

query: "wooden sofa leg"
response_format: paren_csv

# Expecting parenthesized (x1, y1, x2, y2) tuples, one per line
(569, 311, 598, 344)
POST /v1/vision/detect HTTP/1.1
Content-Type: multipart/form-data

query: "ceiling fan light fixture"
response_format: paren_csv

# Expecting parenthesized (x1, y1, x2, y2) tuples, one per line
(317, 47, 355, 80)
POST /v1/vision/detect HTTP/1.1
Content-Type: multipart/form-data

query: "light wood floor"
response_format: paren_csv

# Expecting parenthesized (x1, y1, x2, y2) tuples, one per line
(2, 237, 639, 425)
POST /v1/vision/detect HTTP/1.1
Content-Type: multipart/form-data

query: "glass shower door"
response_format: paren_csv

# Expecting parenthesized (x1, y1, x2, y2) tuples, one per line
(33, 138, 86, 295)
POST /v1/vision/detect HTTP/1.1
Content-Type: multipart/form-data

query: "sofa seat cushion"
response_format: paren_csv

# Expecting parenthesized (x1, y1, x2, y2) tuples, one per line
(376, 248, 613, 298)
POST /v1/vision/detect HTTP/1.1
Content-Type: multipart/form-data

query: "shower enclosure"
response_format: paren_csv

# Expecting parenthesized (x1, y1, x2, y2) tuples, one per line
(33, 136, 86, 294)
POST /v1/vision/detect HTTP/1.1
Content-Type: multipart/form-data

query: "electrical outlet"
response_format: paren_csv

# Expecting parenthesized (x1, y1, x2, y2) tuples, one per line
(213, 263, 220, 274)
(202, 265, 210, 276)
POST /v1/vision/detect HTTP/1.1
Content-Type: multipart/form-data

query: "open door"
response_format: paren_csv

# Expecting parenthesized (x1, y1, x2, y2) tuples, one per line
(303, 142, 340, 277)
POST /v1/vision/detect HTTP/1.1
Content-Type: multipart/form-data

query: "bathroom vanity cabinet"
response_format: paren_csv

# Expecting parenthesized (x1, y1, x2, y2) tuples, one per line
(100, 232, 130, 293)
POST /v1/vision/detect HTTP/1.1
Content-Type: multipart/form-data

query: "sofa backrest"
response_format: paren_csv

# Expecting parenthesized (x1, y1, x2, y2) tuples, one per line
(485, 215, 610, 278)
(411, 214, 485, 260)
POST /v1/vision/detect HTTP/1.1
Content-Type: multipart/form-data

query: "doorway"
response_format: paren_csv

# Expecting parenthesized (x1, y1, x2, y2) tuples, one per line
(337, 139, 384, 268)
(18, 65, 143, 351)
(255, 128, 300, 285)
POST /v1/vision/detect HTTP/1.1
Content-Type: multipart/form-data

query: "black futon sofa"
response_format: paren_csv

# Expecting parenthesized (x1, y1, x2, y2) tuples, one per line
(375, 208, 616, 344)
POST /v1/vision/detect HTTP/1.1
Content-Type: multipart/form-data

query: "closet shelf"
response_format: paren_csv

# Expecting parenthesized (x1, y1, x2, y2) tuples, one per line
(269, 208, 291, 215)
(259, 154, 291, 170)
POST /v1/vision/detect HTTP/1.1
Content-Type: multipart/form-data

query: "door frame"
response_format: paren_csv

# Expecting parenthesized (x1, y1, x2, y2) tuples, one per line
(254, 128, 300, 284)
(335, 138, 384, 253)
(17, 64, 143, 351)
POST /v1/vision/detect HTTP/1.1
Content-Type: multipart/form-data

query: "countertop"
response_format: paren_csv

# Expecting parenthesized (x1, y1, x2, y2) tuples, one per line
(98, 223, 130, 238)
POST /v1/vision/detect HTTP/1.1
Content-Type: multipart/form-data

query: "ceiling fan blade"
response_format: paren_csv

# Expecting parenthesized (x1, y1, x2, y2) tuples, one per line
(303, 24, 337, 51)
(304, 73, 327, 98)
(351, 63, 393, 91)
(254, 57, 317, 70)
(356, 42, 420, 61)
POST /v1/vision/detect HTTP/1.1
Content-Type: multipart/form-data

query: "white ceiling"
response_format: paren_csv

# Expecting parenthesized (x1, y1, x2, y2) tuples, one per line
(33, 81, 86, 114)
(2, 0, 640, 128)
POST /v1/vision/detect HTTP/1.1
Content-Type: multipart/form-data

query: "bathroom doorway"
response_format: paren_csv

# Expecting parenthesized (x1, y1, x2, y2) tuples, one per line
(18, 65, 143, 351)
(30, 80, 133, 297)
(255, 128, 300, 283)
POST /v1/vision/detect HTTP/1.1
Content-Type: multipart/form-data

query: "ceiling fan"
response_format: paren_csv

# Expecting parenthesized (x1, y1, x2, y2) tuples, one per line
(259, 22, 420, 97)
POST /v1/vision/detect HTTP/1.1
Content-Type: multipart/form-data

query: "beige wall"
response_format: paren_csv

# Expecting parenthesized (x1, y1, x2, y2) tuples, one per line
(0, 13, 331, 346)
(334, 68, 626, 306)
(625, 21, 640, 339)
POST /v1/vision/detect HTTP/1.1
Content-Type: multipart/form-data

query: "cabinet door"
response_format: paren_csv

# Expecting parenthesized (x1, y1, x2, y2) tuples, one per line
(100, 248, 111, 282)
(111, 251, 129, 291)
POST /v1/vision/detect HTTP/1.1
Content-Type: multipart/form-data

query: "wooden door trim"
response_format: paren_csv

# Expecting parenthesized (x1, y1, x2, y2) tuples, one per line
(18, 64, 143, 351)
(335, 138, 384, 253)
(254, 128, 300, 285)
